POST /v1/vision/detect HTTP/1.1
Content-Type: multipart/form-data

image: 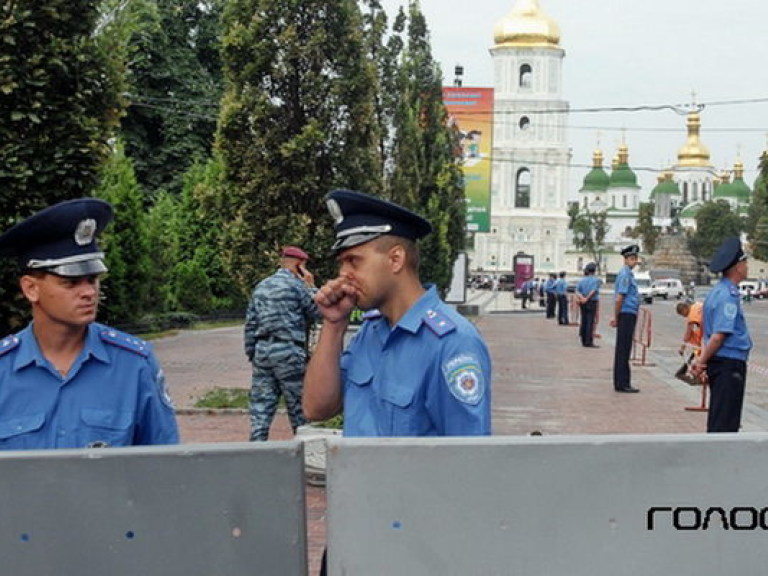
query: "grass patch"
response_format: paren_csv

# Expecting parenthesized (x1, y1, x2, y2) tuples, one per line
(195, 387, 249, 409)
(314, 414, 344, 429)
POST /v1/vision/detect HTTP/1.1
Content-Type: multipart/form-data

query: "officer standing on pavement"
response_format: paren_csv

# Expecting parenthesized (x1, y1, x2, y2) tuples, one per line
(303, 189, 492, 437)
(690, 237, 752, 432)
(544, 273, 557, 318)
(576, 262, 601, 347)
(0, 198, 179, 449)
(610, 244, 641, 393)
(554, 271, 569, 325)
(244, 246, 321, 441)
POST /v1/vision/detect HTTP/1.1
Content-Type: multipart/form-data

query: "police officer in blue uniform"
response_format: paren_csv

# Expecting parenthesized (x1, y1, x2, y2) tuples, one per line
(576, 262, 601, 347)
(0, 198, 179, 449)
(610, 244, 641, 393)
(554, 271, 569, 325)
(244, 245, 321, 441)
(303, 189, 492, 437)
(690, 237, 752, 432)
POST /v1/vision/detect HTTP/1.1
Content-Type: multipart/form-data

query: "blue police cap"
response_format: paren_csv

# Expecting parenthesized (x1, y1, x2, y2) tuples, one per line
(620, 244, 640, 257)
(0, 198, 113, 277)
(708, 236, 744, 273)
(325, 189, 433, 252)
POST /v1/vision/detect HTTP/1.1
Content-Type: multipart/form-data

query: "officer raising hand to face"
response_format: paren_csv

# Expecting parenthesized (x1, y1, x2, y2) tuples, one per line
(303, 189, 492, 438)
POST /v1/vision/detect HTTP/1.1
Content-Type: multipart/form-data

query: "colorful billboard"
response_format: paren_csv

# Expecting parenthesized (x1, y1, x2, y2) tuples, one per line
(443, 86, 494, 233)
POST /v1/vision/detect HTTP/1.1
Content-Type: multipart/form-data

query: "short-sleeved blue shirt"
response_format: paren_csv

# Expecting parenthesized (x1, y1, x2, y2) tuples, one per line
(554, 278, 567, 296)
(703, 278, 752, 361)
(614, 265, 639, 314)
(576, 276, 602, 302)
(340, 286, 491, 437)
(0, 322, 179, 449)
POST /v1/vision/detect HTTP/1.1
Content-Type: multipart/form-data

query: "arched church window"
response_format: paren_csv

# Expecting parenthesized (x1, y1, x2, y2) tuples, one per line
(515, 168, 531, 208)
(519, 64, 532, 88)
(519, 116, 530, 131)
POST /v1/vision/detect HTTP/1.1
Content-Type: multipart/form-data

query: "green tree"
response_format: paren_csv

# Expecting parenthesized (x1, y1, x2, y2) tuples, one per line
(174, 156, 242, 312)
(95, 142, 152, 325)
(572, 211, 610, 274)
(0, 0, 124, 332)
(118, 0, 225, 196)
(688, 200, 743, 263)
(216, 0, 382, 292)
(747, 152, 768, 260)
(145, 190, 181, 311)
(628, 201, 660, 254)
(387, 1, 465, 291)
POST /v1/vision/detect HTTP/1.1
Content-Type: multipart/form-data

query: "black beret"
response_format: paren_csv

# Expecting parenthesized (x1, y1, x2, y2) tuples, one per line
(0, 198, 113, 277)
(709, 236, 744, 273)
(325, 189, 432, 252)
(584, 262, 597, 273)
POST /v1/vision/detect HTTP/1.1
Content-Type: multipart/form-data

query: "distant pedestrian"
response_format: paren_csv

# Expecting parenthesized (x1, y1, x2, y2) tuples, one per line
(520, 278, 531, 309)
(555, 271, 569, 325)
(576, 262, 601, 347)
(545, 273, 557, 318)
(610, 244, 641, 393)
(244, 246, 321, 441)
(538, 278, 546, 307)
(690, 237, 751, 432)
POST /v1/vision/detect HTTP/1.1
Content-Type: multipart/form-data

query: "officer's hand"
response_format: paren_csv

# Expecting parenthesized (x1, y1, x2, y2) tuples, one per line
(298, 264, 316, 288)
(609, 319, 617, 328)
(315, 277, 358, 323)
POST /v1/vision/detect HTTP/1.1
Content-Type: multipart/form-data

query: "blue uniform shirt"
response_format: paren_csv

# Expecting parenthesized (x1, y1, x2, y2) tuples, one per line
(614, 265, 639, 314)
(339, 286, 492, 437)
(554, 278, 567, 296)
(703, 278, 752, 361)
(577, 276, 602, 302)
(544, 279, 555, 294)
(0, 323, 179, 449)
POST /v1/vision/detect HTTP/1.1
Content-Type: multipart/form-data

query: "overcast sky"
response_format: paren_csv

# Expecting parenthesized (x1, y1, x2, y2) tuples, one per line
(377, 0, 768, 197)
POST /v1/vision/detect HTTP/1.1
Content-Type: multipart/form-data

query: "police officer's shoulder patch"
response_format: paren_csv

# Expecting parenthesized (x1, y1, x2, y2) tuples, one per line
(442, 354, 484, 405)
(724, 302, 738, 320)
(424, 309, 456, 337)
(0, 335, 20, 358)
(100, 329, 150, 358)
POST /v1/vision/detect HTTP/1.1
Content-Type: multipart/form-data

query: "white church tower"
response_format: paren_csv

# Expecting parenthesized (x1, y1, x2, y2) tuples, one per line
(475, 0, 571, 276)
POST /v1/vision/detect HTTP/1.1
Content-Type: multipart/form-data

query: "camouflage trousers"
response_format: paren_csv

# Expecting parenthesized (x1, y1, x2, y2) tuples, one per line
(249, 340, 307, 441)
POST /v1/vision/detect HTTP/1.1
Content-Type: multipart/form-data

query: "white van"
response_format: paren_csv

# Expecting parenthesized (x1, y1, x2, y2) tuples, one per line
(633, 271, 655, 304)
(652, 278, 684, 300)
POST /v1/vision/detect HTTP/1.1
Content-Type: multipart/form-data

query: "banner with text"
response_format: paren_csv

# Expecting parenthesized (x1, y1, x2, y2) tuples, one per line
(443, 86, 494, 233)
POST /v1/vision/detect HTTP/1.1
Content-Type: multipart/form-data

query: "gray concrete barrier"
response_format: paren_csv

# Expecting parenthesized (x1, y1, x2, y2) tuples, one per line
(326, 434, 768, 575)
(0, 442, 307, 576)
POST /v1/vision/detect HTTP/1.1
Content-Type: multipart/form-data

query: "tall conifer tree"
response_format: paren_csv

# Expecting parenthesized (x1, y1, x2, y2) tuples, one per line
(0, 0, 123, 332)
(388, 1, 465, 291)
(216, 0, 381, 291)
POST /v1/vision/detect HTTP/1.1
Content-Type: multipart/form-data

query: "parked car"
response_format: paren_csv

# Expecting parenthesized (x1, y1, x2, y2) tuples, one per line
(652, 278, 684, 300)
(739, 280, 759, 300)
(634, 271, 656, 304)
(498, 274, 516, 292)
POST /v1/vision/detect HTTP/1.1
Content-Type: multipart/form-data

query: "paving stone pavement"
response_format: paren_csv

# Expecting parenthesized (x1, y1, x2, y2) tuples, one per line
(153, 298, 737, 575)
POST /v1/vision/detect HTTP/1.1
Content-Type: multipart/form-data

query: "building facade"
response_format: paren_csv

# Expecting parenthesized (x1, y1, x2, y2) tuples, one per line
(472, 0, 571, 276)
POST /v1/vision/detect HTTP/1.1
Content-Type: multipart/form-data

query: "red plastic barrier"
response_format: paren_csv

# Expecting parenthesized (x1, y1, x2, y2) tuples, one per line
(631, 307, 653, 366)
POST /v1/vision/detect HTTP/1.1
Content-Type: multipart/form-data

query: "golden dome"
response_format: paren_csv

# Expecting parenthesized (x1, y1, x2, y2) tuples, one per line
(494, 0, 561, 48)
(592, 149, 604, 167)
(677, 111, 711, 167)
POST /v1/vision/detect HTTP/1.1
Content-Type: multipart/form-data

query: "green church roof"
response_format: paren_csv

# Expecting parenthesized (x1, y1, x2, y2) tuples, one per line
(608, 163, 640, 188)
(580, 167, 610, 192)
